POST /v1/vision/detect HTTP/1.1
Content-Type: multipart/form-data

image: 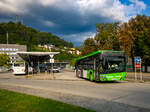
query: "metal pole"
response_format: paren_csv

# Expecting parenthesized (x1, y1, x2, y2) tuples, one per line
(38, 57, 40, 74)
(140, 58, 142, 80)
(6, 32, 8, 45)
(50, 61, 54, 79)
(135, 57, 137, 80)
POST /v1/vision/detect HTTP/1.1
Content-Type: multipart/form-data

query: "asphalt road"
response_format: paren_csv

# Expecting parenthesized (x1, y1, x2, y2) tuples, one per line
(0, 71, 150, 112)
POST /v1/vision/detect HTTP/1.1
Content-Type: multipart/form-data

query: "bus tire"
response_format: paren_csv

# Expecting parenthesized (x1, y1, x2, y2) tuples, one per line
(89, 71, 94, 81)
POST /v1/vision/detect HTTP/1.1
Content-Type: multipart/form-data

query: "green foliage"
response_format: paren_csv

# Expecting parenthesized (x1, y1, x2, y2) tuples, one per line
(118, 22, 135, 57)
(81, 38, 97, 56)
(0, 54, 10, 67)
(0, 89, 94, 112)
(81, 22, 120, 56)
(95, 22, 120, 50)
(69, 58, 77, 67)
(134, 23, 150, 66)
(119, 15, 150, 66)
(81, 22, 120, 57)
(54, 51, 78, 62)
(28, 45, 50, 52)
(0, 21, 73, 51)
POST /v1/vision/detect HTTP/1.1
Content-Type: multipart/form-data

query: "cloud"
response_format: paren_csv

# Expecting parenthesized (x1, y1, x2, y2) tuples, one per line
(129, 0, 146, 11)
(0, 0, 32, 14)
(123, 0, 146, 20)
(38, 0, 58, 7)
(61, 32, 95, 42)
(58, 32, 96, 46)
(41, 20, 57, 27)
(0, 0, 147, 45)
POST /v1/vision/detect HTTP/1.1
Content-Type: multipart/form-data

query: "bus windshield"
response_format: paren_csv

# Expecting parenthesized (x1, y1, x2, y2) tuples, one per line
(104, 56, 125, 73)
(14, 63, 25, 67)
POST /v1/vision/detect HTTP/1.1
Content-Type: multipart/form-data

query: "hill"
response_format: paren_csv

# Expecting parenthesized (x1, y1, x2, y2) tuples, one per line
(0, 21, 73, 51)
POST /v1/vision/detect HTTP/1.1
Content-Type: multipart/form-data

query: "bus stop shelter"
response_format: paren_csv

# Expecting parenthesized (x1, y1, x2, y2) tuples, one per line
(17, 52, 59, 74)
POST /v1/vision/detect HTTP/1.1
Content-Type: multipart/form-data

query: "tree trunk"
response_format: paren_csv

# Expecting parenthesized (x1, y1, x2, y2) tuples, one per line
(144, 63, 148, 72)
(131, 48, 135, 72)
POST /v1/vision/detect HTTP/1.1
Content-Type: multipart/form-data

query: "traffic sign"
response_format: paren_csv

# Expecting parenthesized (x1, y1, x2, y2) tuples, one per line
(136, 64, 140, 68)
(136, 57, 140, 63)
(50, 59, 54, 63)
(134, 57, 142, 81)
(50, 55, 54, 58)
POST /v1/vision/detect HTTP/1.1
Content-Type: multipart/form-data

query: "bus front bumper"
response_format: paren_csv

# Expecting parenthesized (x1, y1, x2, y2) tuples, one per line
(100, 72, 126, 81)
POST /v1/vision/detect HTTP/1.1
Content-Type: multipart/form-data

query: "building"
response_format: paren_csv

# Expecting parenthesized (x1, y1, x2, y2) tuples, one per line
(69, 48, 81, 55)
(38, 44, 55, 51)
(0, 44, 27, 63)
(76, 50, 81, 55)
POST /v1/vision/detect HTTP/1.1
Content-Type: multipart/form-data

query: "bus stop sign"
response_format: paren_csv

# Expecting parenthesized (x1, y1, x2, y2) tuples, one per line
(50, 59, 54, 63)
(135, 57, 141, 69)
(136, 57, 140, 63)
(136, 64, 140, 68)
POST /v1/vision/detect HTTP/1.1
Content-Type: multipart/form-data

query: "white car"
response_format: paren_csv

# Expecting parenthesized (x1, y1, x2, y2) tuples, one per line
(12, 62, 26, 75)
(48, 66, 60, 73)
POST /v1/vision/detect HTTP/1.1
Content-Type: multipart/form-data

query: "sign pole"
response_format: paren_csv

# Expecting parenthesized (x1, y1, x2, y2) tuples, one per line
(140, 58, 142, 80)
(135, 57, 142, 81)
(135, 57, 137, 80)
(49, 55, 54, 79)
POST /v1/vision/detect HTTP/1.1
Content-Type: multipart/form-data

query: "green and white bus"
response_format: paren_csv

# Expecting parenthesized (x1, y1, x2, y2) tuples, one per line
(75, 50, 127, 81)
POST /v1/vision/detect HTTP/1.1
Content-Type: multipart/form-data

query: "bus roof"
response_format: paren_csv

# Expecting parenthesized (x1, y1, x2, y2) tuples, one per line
(76, 50, 124, 61)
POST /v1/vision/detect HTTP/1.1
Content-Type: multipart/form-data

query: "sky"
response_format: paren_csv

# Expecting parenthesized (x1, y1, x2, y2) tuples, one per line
(0, 0, 149, 46)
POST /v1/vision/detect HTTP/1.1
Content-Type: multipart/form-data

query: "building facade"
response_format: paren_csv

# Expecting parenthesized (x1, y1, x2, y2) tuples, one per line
(0, 44, 27, 63)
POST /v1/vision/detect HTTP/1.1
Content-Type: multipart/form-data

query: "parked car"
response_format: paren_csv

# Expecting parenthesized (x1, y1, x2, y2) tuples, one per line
(48, 66, 60, 73)
(12, 62, 26, 75)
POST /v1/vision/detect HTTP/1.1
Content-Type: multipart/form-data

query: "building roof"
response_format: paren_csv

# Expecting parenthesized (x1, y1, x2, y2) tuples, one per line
(17, 52, 59, 56)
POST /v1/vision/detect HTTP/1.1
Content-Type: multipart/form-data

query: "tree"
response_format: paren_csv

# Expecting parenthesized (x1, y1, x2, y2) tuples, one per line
(0, 54, 10, 67)
(118, 22, 135, 57)
(54, 51, 78, 62)
(69, 58, 76, 67)
(81, 38, 97, 56)
(0, 21, 73, 50)
(118, 15, 150, 72)
(95, 22, 120, 50)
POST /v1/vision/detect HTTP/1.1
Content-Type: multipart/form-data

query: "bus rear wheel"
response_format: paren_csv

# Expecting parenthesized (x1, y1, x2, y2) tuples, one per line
(89, 71, 94, 81)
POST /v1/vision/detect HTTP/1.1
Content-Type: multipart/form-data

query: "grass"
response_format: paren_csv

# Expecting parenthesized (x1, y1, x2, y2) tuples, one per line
(0, 89, 95, 112)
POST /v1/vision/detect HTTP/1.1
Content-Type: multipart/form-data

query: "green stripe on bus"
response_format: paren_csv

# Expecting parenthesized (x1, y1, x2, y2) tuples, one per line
(76, 50, 124, 61)
(100, 72, 126, 81)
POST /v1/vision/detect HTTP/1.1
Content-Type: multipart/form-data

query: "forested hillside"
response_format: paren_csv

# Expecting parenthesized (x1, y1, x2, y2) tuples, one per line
(0, 21, 73, 51)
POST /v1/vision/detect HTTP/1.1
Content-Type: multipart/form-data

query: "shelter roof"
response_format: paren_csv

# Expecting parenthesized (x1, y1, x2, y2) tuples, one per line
(17, 52, 59, 62)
